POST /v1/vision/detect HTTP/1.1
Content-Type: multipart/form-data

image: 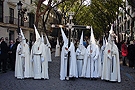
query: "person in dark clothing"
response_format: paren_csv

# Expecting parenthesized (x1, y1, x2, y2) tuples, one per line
(14, 38, 20, 50)
(127, 41, 135, 68)
(8, 40, 16, 71)
(1, 37, 8, 73)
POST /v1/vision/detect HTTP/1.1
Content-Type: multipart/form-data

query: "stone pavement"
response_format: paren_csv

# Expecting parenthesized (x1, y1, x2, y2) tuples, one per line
(0, 52, 135, 90)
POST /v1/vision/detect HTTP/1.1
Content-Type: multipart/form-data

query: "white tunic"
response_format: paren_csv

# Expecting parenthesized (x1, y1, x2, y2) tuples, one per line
(55, 44, 60, 57)
(31, 41, 43, 79)
(15, 42, 30, 79)
(60, 45, 68, 80)
(100, 45, 106, 71)
(46, 44, 52, 62)
(41, 43, 49, 79)
(76, 45, 86, 77)
(101, 42, 121, 82)
(81, 44, 101, 78)
(68, 42, 78, 78)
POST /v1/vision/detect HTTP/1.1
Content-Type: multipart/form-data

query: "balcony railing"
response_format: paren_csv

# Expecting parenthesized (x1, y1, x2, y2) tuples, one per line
(5, 16, 29, 27)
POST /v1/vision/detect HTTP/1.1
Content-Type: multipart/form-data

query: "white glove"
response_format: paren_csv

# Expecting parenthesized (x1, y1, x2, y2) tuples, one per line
(21, 54, 24, 57)
(64, 57, 67, 60)
(41, 57, 44, 62)
(88, 53, 91, 57)
(77, 53, 80, 56)
(19, 45, 22, 49)
(93, 57, 97, 61)
(108, 55, 112, 60)
(31, 59, 34, 62)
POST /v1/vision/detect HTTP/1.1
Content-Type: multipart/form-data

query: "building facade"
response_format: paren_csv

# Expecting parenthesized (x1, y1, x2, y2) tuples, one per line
(0, 0, 39, 43)
(114, 0, 135, 42)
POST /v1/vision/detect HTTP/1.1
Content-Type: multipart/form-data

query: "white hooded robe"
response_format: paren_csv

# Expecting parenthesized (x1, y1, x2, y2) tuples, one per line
(60, 27, 68, 80)
(15, 29, 30, 79)
(68, 42, 78, 78)
(76, 31, 86, 77)
(55, 38, 60, 57)
(60, 44, 68, 80)
(101, 25, 121, 82)
(81, 26, 101, 78)
(45, 35, 52, 62)
(30, 25, 44, 79)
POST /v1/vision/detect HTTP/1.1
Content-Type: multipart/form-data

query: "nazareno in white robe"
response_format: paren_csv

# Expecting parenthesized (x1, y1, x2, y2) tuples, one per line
(55, 44, 60, 57)
(76, 45, 86, 77)
(60, 44, 68, 80)
(41, 43, 49, 79)
(15, 42, 30, 79)
(45, 35, 52, 62)
(68, 42, 78, 78)
(101, 41, 121, 82)
(31, 40, 44, 79)
(100, 45, 106, 72)
(46, 44, 52, 62)
(81, 44, 101, 78)
(55, 38, 60, 57)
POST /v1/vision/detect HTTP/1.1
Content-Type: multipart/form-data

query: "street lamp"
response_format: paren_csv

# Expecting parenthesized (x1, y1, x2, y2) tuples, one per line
(17, 1, 23, 39)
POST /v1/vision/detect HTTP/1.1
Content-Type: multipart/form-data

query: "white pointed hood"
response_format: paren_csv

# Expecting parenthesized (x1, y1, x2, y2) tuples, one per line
(20, 28, 25, 40)
(109, 25, 114, 35)
(79, 31, 83, 45)
(105, 37, 108, 45)
(108, 25, 114, 43)
(45, 34, 51, 47)
(60, 27, 68, 46)
(41, 34, 44, 43)
(97, 39, 100, 45)
(34, 24, 41, 41)
(90, 26, 96, 45)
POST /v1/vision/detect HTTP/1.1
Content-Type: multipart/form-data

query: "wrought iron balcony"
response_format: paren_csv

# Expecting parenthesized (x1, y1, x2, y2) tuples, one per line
(5, 16, 29, 27)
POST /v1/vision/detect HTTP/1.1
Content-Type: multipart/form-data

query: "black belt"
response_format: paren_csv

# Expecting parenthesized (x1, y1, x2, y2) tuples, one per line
(34, 54, 41, 55)
(77, 59, 83, 60)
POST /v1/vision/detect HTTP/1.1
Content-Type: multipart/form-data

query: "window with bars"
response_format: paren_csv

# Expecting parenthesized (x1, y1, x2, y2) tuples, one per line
(9, 8, 14, 24)
(28, 13, 35, 28)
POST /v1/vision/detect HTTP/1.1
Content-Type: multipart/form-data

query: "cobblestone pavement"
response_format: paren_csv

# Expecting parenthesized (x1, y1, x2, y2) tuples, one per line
(0, 52, 135, 90)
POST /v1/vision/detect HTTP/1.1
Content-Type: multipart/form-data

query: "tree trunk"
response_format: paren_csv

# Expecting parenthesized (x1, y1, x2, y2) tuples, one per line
(35, 0, 43, 27)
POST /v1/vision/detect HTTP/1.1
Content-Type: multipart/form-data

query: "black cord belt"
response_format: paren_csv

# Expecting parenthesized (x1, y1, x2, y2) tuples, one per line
(77, 59, 83, 60)
(34, 54, 41, 55)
